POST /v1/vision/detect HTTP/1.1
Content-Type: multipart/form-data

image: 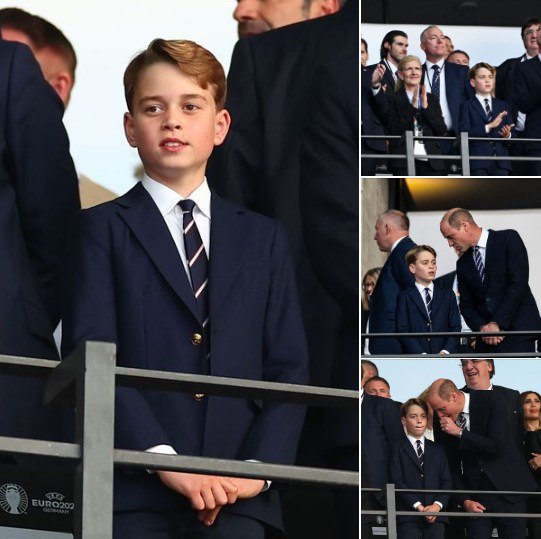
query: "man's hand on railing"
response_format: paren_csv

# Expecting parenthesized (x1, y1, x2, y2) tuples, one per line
(480, 322, 504, 346)
(463, 499, 486, 513)
(196, 477, 266, 526)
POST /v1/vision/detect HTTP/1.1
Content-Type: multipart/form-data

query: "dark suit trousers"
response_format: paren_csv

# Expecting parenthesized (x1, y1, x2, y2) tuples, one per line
(465, 474, 527, 539)
(398, 520, 445, 539)
(113, 509, 265, 539)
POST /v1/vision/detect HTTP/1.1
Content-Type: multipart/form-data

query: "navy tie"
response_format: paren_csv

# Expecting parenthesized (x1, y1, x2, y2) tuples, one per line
(473, 246, 485, 282)
(431, 65, 440, 99)
(457, 412, 467, 431)
(416, 440, 424, 468)
(484, 98, 492, 121)
(424, 288, 432, 319)
(179, 199, 209, 329)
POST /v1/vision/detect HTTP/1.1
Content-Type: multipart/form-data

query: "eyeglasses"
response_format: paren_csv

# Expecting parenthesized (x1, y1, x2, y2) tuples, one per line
(459, 359, 486, 368)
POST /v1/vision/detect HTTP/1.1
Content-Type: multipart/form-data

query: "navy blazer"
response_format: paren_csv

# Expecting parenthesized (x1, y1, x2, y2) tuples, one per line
(422, 61, 474, 135)
(434, 390, 536, 507)
(457, 229, 541, 352)
(390, 438, 452, 523)
(61, 183, 309, 530)
(396, 286, 461, 354)
(458, 97, 514, 171)
(515, 56, 541, 150)
(0, 41, 80, 442)
(369, 236, 416, 354)
(496, 55, 525, 125)
(361, 394, 406, 508)
(361, 67, 389, 153)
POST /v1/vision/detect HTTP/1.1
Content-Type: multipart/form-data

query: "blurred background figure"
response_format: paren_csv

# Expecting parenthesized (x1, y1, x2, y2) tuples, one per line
(361, 36, 368, 66)
(362, 267, 381, 353)
(443, 35, 454, 59)
(521, 390, 541, 539)
(361, 359, 379, 388)
(447, 49, 470, 66)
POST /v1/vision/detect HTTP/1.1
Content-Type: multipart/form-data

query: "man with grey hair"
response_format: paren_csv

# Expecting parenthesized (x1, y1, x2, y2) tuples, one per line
(420, 25, 473, 162)
(440, 207, 541, 353)
(368, 210, 416, 354)
(233, 0, 343, 38)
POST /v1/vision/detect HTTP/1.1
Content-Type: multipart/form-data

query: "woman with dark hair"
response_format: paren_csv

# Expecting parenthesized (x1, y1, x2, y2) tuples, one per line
(521, 390, 541, 538)
(361, 267, 381, 353)
(386, 55, 448, 176)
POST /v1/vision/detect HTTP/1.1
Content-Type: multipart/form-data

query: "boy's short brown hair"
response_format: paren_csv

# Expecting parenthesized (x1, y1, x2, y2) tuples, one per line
(123, 38, 226, 113)
(401, 397, 429, 417)
(405, 245, 437, 266)
(468, 62, 496, 81)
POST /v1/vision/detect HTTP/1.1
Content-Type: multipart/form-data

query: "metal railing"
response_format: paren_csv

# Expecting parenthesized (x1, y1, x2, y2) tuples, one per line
(362, 484, 541, 539)
(0, 342, 359, 538)
(361, 131, 541, 175)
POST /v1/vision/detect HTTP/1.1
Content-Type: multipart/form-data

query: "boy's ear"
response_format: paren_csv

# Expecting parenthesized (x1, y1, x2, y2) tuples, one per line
(469, 78, 476, 89)
(213, 109, 231, 146)
(124, 112, 137, 148)
(401, 416, 406, 428)
(409, 263, 416, 274)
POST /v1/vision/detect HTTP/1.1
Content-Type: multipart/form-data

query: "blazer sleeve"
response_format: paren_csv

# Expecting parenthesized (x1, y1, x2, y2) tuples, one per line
(7, 43, 80, 326)
(491, 230, 531, 329)
(236, 222, 310, 464)
(458, 101, 488, 138)
(61, 210, 173, 450)
(442, 291, 461, 354)
(390, 445, 422, 508)
(515, 61, 541, 113)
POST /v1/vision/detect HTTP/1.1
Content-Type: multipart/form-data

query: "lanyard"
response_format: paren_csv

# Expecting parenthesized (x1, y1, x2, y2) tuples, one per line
(425, 63, 444, 92)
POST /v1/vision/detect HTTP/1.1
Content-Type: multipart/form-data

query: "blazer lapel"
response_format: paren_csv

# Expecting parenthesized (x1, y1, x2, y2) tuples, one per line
(430, 288, 443, 318)
(116, 183, 200, 322)
(483, 229, 495, 287)
(410, 288, 430, 321)
(472, 97, 489, 123)
(208, 193, 246, 316)
(403, 439, 422, 470)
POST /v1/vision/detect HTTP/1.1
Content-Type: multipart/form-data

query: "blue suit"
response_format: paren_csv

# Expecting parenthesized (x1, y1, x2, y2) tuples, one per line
(61, 183, 309, 531)
(390, 437, 451, 527)
(396, 286, 461, 354)
(458, 97, 514, 173)
(369, 236, 416, 354)
(457, 229, 541, 353)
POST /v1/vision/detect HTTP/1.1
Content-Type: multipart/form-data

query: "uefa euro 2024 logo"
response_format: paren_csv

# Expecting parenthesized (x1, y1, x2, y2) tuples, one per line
(0, 483, 29, 515)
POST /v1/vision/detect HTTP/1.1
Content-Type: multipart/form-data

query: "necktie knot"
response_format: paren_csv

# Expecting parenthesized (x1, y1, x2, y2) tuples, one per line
(179, 199, 196, 213)
(457, 412, 467, 430)
(431, 65, 440, 74)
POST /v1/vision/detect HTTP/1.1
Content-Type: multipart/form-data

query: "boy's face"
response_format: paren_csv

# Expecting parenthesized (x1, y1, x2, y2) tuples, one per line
(409, 250, 436, 285)
(401, 404, 427, 437)
(470, 67, 494, 95)
(124, 62, 230, 193)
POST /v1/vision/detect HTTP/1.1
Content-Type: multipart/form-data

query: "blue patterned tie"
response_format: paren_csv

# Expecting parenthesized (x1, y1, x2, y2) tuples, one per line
(424, 288, 432, 320)
(484, 98, 492, 121)
(431, 65, 440, 99)
(457, 412, 467, 430)
(416, 440, 424, 468)
(179, 199, 210, 331)
(473, 246, 485, 282)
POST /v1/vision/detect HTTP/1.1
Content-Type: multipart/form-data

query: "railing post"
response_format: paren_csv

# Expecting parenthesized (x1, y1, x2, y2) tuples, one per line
(405, 131, 416, 176)
(386, 483, 397, 539)
(74, 341, 116, 539)
(459, 132, 470, 175)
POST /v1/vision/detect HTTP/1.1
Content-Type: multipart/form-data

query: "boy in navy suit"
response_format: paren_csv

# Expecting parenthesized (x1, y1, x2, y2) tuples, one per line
(458, 63, 515, 176)
(390, 398, 452, 539)
(396, 245, 460, 354)
(61, 39, 309, 539)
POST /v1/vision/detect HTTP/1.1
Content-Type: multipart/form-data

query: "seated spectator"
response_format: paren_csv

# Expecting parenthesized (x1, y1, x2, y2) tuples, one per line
(390, 398, 451, 539)
(447, 49, 470, 66)
(386, 55, 448, 176)
(362, 267, 382, 353)
(396, 245, 460, 354)
(459, 62, 515, 176)
(521, 390, 541, 539)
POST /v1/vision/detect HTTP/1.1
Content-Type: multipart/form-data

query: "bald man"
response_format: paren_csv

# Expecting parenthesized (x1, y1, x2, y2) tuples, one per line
(427, 379, 535, 539)
(368, 210, 416, 355)
(440, 208, 541, 353)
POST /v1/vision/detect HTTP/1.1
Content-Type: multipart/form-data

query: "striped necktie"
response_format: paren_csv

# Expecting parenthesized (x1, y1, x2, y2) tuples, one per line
(179, 199, 210, 331)
(473, 246, 485, 282)
(484, 98, 492, 121)
(424, 287, 432, 319)
(416, 439, 424, 468)
(431, 65, 440, 99)
(457, 412, 467, 430)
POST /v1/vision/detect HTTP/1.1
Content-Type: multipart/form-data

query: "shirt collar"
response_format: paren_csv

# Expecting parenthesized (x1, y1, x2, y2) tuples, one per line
(476, 93, 492, 104)
(391, 235, 409, 253)
(407, 433, 425, 444)
(141, 174, 211, 219)
(476, 228, 489, 249)
(461, 391, 470, 414)
(426, 58, 445, 70)
(415, 281, 434, 295)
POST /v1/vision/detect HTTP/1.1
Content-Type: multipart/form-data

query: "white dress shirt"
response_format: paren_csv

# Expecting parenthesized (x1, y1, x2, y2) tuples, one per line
(474, 228, 489, 265)
(425, 59, 452, 131)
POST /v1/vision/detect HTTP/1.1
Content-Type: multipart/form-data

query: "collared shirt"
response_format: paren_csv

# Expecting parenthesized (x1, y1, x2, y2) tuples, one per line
(425, 59, 452, 130)
(474, 228, 489, 265)
(458, 391, 471, 430)
(415, 281, 434, 312)
(391, 235, 409, 253)
(142, 173, 211, 287)
(408, 434, 443, 509)
(475, 94, 493, 134)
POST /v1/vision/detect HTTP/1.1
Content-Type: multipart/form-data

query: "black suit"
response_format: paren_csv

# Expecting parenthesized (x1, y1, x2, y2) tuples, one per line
(386, 89, 447, 175)
(0, 40, 80, 442)
(457, 229, 541, 353)
(514, 56, 541, 174)
(369, 236, 416, 355)
(434, 271, 456, 292)
(434, 390, 536, 538)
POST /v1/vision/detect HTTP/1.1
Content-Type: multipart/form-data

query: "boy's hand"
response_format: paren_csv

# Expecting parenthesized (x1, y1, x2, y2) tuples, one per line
(499, 123, 515, 139)
(157, 470, 238, 511)
(196, 478, 266, 527)
(422, 503, 441, 523)
(487, 111, 507, 130)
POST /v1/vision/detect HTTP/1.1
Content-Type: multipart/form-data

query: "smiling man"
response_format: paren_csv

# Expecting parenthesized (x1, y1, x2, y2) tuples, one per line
(440, 207, 541, 353)
(233, 0, 342, 38)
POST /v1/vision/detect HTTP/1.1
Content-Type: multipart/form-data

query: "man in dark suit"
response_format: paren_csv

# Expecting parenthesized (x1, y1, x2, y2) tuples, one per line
(427, 379, 536, 539)
(420, 25, 474, 163)
(496, 17, 540, 175)
(0, 39, 80, 443)
(369, 210, 416, 355)
(459, 358, 523, 449)
(361, 393, 406, 535)
(207, 0, 357, 390)
(440, 207, 541, 353)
